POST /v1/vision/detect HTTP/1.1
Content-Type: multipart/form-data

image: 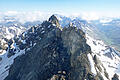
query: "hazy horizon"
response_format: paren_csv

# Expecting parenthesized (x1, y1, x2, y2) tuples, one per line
(1, 0, 120, 18)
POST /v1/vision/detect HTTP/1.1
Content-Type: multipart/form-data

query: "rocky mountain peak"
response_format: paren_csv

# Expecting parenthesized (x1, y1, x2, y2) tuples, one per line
(4, 15, 95, 80)
(1, 15, 119, 80)
(48, 15, 60, 27)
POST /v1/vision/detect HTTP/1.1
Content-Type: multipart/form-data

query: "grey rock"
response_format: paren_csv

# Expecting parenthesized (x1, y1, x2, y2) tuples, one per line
(5, 15, 95, 80)
(112, 73, 119, 80)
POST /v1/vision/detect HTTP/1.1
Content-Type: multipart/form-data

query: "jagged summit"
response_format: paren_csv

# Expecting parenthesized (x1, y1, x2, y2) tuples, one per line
(48, 15, 60, 27)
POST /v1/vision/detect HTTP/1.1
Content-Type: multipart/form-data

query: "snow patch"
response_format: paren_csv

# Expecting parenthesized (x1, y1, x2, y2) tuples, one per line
(0, 43, 25, 80)
(87, 53, 97, 75)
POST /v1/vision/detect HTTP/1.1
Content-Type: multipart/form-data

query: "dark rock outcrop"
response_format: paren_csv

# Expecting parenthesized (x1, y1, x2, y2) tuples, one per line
(112, 73, 119, 80)
(5, 15, 95, 80)
(49, 15, 60, 27)
(61, 25, 92, 80)
(93, 55, 109, 80)
(0, 57, 2, 61)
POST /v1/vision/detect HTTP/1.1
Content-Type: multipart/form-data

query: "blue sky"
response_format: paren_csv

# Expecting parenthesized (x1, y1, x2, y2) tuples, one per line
(0, 0, 120, 17)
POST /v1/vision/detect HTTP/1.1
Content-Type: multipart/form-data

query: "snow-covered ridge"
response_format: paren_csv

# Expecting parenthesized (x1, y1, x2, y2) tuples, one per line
(0, 42, 25, 80)
(86, 34, 120, 80)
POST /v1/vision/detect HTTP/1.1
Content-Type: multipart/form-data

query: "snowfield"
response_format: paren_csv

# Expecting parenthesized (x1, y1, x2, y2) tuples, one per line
(86, 34, 120, 80)
(0, 42, 25, 80)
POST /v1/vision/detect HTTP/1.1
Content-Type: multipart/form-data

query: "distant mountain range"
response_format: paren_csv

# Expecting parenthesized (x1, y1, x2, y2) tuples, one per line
(91, 18, 120, 51)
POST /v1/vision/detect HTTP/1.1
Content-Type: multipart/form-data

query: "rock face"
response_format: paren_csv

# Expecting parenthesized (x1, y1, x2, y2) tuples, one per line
(61, 25, 92, 80)
(112, 74, 119, 80)
(49, 15, 60, 27)
(5, 15, 95, 80)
